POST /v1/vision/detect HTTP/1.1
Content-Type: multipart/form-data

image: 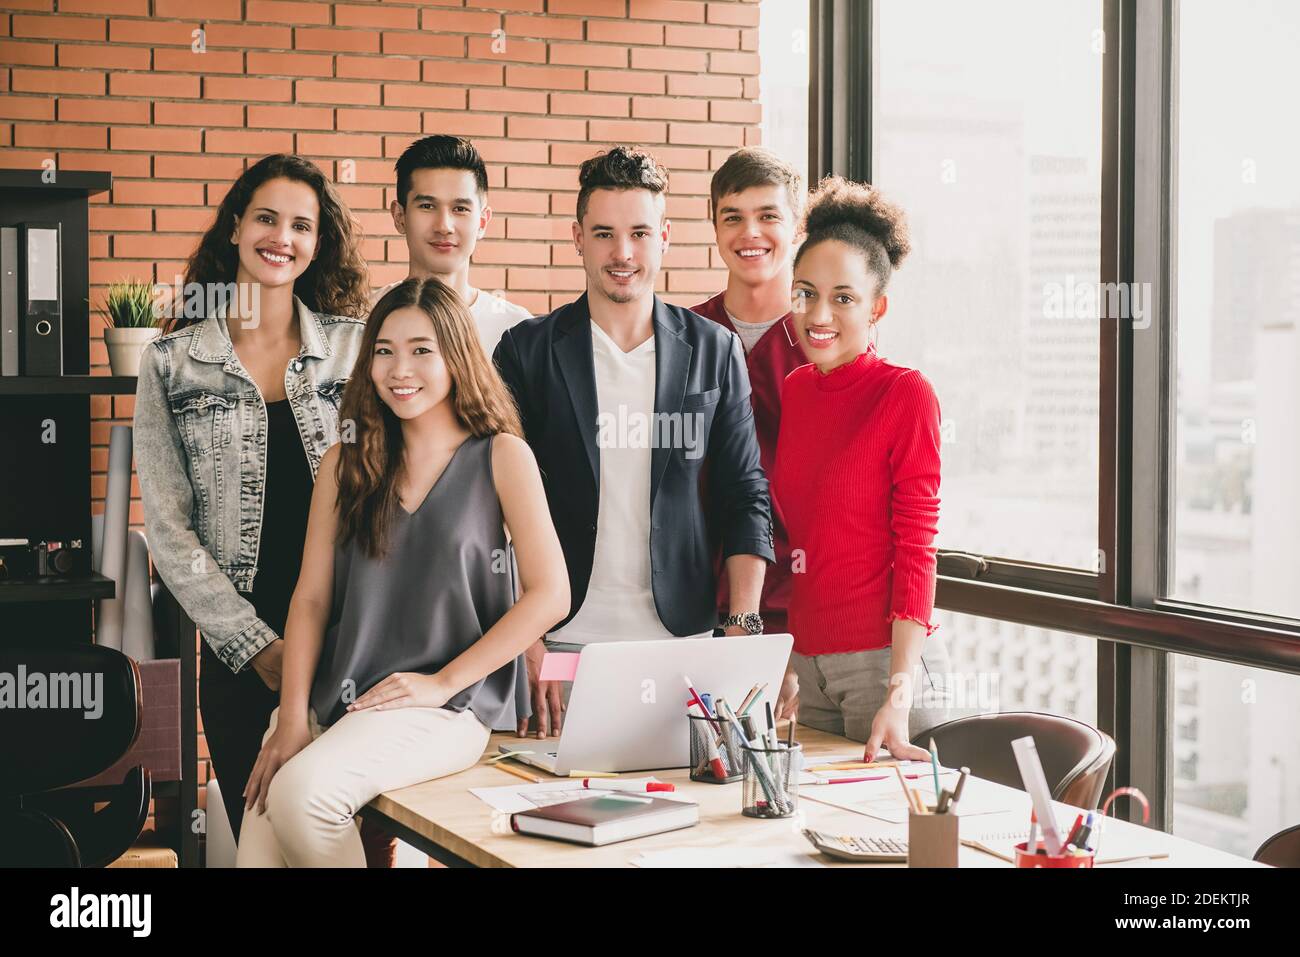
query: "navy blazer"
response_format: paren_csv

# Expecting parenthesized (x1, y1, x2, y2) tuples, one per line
(493, 293, 774, 636)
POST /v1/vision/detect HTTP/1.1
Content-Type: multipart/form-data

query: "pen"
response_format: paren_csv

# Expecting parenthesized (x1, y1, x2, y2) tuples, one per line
(810, 774, 888, 785)
(567, 769, 618, 778)
(936, 789, 952, 813)
(736, 683, 760, 715)
(740, 683, 768, 716)
(699, 692, 714, 716)
(495, 762, 542, 784)
(1074, 811, 1095, 851)
(1064, 813, 1084, 847)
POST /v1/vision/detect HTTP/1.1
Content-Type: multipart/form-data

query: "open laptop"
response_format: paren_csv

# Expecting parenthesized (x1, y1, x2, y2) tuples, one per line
(498, 634, 793, 775)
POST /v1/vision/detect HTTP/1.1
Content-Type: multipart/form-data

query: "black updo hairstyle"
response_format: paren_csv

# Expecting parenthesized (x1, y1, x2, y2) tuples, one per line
(794, 176, 911, 294)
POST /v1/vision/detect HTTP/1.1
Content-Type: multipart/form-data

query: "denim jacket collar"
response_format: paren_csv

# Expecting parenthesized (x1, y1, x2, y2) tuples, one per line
(188, 295, 332, 365)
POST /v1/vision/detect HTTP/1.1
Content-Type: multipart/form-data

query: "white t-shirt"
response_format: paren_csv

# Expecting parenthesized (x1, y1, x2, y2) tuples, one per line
(548, 320, 675, 645)
(369, 283, 531, 358)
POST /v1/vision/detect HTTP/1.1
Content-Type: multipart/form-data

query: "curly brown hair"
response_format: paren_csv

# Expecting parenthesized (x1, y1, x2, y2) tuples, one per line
(576, 146, 668, 224)
(334, 277, 523, 559)
(795, 176, 911, 292)
(168, 154, 369, 331)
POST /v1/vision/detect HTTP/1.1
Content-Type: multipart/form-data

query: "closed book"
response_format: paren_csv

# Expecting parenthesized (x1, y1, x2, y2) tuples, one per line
(510, 794, 698, 847)
(1, 227, 17, 376)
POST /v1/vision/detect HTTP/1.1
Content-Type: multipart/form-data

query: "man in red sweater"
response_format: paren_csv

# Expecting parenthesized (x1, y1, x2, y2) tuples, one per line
(692, 148, 808, 720)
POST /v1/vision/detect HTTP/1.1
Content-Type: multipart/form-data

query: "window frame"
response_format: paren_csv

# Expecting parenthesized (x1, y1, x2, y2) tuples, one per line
(809, 0, 1300, 827)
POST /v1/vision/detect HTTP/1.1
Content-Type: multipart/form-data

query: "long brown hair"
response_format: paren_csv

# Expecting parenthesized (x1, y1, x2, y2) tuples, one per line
(169, 154, 370, 331)
(334, 277, 524, 558)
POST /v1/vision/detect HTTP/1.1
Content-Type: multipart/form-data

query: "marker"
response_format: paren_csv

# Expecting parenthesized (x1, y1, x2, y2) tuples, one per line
(683, 675, 720, 733)
(583, 779, 675, 793)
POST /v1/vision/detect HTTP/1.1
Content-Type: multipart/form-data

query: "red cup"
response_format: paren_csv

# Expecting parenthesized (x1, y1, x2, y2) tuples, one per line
(1014, 840, 1095, 868)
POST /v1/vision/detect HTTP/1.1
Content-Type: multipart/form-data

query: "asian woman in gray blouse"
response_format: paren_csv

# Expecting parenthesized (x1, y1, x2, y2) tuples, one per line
(236, 277, 568, 867)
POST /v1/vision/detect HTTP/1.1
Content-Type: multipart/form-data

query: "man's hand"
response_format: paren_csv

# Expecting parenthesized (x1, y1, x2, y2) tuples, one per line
(775, 668, 799, 721)
(250, 639, 285, 692)
(518, 638, 565, 739)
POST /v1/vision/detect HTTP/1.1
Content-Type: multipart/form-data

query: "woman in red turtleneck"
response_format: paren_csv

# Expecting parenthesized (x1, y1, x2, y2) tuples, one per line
(773, 177, 956, 761)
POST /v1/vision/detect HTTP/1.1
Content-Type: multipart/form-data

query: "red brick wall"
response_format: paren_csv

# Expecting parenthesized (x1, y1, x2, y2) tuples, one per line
(0, 0, 761, 808)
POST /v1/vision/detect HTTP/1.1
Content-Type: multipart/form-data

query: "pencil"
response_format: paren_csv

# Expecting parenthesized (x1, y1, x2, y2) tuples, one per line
(893, 764, 923, 814)
(495, 762, 542, 784)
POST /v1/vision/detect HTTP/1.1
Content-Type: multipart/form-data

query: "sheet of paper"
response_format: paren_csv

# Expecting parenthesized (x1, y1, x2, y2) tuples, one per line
(631, 847, 825, 868)
(470, 777, 669, 814)
(538, 652, 580, 682)
(801, 776, 1008, 823)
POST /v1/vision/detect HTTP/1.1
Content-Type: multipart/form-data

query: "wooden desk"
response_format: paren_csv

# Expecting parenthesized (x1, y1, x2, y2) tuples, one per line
(364, 727, 1263, 868)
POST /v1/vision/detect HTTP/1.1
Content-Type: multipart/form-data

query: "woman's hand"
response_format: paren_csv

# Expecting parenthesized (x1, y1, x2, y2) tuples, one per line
(244, 716, 313, 815)
(863, 700, 929, 762)
(774, 668, 799, 721)
(346, 672, 453, 714)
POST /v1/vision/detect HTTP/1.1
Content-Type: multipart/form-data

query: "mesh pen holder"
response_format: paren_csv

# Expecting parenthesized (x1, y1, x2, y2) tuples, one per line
(741, 742, 801, 818)
(688, 713, 746, 783)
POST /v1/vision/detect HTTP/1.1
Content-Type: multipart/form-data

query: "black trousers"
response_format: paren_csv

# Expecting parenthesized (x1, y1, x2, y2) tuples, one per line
(199, 639, 278, 844)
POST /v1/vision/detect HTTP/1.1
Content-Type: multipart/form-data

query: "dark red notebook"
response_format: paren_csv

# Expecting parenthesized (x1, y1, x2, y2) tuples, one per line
(510, 794, 699, 847)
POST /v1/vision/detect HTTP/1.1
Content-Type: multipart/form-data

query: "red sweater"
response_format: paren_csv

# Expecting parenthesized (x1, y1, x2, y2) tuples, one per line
(691, 292, 810, 616)
(772, 348, 941, 655)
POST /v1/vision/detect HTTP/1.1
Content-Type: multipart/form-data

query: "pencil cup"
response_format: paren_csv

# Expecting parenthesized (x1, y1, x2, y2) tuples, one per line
(688, 713, 746, 783)
(1014, 841, 1095, 868)
(741, 742, 801, 818)
(907, 806, 960, 867)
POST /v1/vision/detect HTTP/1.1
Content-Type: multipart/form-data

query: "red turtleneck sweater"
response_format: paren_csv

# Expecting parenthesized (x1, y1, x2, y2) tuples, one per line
(772, 348, 942, 655)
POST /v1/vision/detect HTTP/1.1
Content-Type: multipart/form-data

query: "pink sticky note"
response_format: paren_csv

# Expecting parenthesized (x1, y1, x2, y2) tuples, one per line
(539, 652, 580, 682)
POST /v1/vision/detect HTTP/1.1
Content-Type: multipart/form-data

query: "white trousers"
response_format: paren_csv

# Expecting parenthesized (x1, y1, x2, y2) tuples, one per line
(235, 703, 490, 868)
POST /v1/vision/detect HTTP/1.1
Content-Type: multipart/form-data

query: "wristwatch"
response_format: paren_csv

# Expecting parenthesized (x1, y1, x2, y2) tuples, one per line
(720, 612, 765, 635)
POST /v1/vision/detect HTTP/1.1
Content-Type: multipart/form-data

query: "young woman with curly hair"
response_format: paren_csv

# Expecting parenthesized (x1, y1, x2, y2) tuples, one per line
(773, 176, 958, 762)
(135, 154, 370, 843)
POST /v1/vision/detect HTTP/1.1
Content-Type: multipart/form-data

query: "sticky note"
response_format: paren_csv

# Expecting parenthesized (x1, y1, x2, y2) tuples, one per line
(539, 652, 580, 682)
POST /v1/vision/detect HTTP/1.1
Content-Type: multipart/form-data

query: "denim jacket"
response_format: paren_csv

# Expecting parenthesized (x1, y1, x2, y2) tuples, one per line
(134, 297, 365, 673)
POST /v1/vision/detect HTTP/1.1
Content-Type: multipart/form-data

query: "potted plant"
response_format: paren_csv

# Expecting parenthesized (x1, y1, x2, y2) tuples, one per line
(100, 279, 160, 377)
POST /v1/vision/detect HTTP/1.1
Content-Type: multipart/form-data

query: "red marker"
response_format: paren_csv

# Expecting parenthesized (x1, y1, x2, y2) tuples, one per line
(583, 779, 675, 793)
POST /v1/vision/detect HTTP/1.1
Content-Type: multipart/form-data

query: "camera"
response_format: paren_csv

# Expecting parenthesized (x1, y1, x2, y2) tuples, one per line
(0, 538, 87, 579)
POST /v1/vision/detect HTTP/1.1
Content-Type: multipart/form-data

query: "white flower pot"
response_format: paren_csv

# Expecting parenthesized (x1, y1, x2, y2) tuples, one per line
(104, 326, 160, 377)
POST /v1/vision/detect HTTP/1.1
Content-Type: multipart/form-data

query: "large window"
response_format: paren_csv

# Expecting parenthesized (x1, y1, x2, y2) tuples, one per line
(1169, 0, 1300, 620)
(872, 0, 1104, 571)
(936, 610, 1097, 726)
(1171, 655, 1300, 858)
(759, 0, 811, 187)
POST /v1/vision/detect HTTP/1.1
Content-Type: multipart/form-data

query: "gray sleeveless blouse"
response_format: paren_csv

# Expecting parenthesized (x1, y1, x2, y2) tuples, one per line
(310, 434, 528, 729)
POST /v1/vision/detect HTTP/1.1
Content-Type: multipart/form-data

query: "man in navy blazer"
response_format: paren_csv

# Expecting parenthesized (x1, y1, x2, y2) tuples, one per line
(494, 147, 774, 737)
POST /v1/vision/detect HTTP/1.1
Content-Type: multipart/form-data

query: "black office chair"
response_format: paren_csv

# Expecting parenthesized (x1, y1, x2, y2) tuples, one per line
(0, 643, 152, 867)
(912, 711, 1116, 809)
(1254, 823, 1300, 867)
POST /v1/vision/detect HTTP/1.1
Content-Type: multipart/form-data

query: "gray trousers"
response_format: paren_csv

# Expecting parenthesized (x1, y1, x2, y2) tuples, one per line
(789, 638, 961, 744)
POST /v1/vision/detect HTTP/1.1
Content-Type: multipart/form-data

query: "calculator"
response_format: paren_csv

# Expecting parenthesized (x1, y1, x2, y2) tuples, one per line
(802, 829, 908, 862)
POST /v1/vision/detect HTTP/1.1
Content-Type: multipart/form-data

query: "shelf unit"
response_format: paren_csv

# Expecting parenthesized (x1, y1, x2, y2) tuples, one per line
(1, 170, 199, 868)
(0, 375, 138, 395)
